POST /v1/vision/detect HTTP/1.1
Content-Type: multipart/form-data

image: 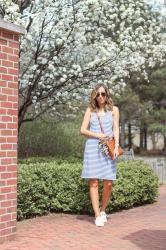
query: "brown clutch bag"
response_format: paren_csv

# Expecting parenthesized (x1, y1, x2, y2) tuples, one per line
(105, 136, 123, 160)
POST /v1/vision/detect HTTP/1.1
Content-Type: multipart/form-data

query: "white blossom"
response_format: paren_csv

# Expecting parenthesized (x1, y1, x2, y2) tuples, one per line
(0, 0, 20, 24)
(4, 0, 165, 122)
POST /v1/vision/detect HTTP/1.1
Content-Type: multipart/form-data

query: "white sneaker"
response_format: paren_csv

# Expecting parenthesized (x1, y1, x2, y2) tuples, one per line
(94, 216, 104, 227)
(100, 211, 108, 223)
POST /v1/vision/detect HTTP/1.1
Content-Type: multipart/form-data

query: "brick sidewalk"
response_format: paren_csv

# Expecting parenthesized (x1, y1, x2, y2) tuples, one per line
(1, 185, 166, 250)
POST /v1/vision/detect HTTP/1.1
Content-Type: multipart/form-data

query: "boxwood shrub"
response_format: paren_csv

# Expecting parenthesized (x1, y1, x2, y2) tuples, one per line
(17, 159, 159, 220)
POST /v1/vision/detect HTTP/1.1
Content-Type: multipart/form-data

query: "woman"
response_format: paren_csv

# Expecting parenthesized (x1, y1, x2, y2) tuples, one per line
(80, 83, 120, 227)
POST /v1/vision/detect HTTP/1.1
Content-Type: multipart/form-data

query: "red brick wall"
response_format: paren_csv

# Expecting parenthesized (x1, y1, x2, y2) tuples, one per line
(0, 30, 19, 243)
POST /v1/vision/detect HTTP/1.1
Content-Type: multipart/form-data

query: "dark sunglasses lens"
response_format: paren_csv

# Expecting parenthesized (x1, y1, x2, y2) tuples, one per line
(96, 92, 106, 98)
(101, 92, 106, 97)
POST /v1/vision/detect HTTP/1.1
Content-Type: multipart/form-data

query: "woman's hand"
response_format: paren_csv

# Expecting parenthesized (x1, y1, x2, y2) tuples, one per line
(97, 133, 107, 140)
(113, 147, 119, 159)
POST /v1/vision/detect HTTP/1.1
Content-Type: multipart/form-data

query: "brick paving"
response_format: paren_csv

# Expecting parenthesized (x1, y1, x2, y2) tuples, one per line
(1, 185, 166, 250)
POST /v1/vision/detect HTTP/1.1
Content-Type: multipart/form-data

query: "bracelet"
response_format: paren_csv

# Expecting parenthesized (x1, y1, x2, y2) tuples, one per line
(115, 143, 119, 147)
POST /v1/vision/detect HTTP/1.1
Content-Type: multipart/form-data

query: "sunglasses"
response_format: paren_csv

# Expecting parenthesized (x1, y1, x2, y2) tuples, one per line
(96, 92, 106, 98)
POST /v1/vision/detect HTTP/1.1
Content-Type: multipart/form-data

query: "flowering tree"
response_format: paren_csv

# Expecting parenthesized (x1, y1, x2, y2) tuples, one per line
(0, 0, 22, 20)
(1, 0, 166, 130)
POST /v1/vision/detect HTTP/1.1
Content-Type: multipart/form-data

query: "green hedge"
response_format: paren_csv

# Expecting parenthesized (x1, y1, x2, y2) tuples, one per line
(17, 159, 159, 220)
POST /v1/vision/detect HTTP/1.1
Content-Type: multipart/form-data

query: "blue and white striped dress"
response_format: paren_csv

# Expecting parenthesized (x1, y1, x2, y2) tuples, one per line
(81, 111, 116, 180)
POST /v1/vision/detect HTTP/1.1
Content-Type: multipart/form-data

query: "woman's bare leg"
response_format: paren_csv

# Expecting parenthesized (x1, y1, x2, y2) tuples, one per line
(89, 179, 100, 218)
(100, 180, 113, 212)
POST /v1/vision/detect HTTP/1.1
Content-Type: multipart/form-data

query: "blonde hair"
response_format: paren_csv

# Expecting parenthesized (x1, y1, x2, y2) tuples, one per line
(88, 84, 113, 111)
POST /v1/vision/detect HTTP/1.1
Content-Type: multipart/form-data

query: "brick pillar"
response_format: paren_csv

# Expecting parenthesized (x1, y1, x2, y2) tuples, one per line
(0, 20, 25, 244)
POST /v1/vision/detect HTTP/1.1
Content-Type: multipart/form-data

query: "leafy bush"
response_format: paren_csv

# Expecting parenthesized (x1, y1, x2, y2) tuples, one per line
(17, 159, 159, 220)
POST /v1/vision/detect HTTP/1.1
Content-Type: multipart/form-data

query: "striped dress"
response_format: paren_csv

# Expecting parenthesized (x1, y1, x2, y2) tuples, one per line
(81, 111, 116, 180)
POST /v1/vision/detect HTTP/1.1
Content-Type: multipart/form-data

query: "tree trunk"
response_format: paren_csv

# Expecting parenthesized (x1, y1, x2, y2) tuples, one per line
(128, 122, 132, 149)
(139, 126, 144, 149)
(120, 113, 125, 148)
(144, 123, 147, 150)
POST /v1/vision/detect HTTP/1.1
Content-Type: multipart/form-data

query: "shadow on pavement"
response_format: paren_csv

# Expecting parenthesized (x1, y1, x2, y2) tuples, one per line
(123, 229, 166, 250)
(76, 214, 94, 224)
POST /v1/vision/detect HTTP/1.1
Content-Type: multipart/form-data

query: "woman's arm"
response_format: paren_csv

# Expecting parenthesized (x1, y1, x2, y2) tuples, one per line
(80, 107, 106, 139)
(112, 106, 120, 148)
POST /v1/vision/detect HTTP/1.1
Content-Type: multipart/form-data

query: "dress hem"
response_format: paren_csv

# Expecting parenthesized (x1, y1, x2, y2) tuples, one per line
(81, 176, 116, 181)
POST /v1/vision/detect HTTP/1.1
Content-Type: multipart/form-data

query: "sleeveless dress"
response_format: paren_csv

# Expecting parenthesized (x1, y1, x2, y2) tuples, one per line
(81, 111, 116, 180)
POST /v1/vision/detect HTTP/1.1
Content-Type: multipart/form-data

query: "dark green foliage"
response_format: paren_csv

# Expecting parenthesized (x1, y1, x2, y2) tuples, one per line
(18, 117, 85, 158)
(17, 159, 159, 220)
